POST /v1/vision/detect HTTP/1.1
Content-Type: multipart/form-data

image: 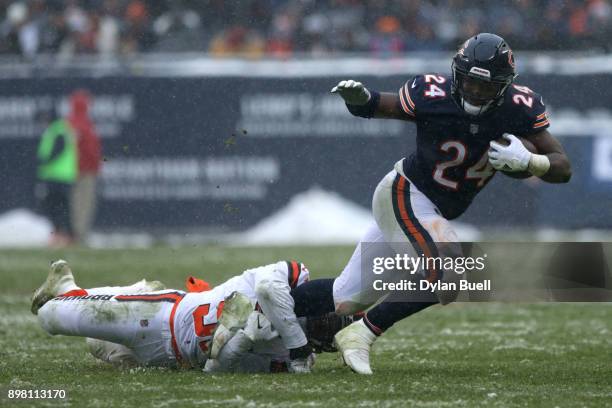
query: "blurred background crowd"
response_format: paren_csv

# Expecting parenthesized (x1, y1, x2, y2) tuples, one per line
(0, 0, 610, 59)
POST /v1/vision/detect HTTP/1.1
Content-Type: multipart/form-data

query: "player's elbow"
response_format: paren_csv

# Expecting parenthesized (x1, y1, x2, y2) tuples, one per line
(543, 157, 572, 183)
(561, 167, 572, 183)
(254, 280, 272, 300)
(558, 159, 572, 183)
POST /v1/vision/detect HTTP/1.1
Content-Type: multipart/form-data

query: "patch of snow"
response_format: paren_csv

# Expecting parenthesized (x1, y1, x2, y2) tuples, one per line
(237, 187, 373, 245)
(0, 208, 51, 247)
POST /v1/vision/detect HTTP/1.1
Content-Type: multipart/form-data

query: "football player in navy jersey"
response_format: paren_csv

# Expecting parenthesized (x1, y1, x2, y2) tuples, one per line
(290, 33, 571, 375)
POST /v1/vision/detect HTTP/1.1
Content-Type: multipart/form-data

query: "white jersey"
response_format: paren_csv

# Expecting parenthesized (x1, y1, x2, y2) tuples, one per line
(174, 261, 309, 368)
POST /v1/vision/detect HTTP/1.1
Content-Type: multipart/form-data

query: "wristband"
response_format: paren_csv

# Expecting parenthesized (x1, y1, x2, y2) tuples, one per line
(346, 91, 380, 118)
(528, 153, 551, 177)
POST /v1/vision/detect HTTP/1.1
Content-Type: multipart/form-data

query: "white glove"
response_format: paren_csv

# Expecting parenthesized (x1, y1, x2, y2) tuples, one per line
(242, 311, 278, 342)
(488, 134, 532, 172)
(330, 80, 371, 105)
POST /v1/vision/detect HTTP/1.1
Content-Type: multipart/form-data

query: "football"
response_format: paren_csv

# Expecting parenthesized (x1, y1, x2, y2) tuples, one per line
(495, 136, 538, 179)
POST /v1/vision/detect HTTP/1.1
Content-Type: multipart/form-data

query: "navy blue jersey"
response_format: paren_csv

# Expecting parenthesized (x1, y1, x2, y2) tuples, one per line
(398, 74, 549, 220)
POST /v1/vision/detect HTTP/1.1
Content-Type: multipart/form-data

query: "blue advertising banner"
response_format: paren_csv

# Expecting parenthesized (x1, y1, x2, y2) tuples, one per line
(1, 73, 610, 230)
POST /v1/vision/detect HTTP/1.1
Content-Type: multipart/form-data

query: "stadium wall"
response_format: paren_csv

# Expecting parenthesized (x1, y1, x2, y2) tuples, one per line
(1, 57, 611, 231)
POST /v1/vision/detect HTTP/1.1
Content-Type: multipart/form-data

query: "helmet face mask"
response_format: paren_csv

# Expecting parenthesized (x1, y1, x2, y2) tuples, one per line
(460, 75, 504, 105)
(451, 33, 517, 116)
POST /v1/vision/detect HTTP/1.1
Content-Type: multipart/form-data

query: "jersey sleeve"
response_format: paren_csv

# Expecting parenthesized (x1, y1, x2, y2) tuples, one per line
(398, 75, 424, 119)
(285, 260, 309, 289)
(510, 87, 550, 136)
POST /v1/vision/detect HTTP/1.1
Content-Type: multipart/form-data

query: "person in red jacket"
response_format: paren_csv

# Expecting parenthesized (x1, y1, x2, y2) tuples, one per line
(68, 89, 102, 244)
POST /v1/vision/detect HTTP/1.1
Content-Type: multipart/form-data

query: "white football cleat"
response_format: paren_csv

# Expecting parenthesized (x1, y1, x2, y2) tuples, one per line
(334, 319, 377, 375)
(202, 358, 222, 373)
(288, 353, 315, 374)
(31, 259, 79, 315)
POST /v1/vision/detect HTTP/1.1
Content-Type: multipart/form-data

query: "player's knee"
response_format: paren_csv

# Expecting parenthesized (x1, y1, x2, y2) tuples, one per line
(86, 338, 137, 366)
(421, 218, 458, 243)
(86, 338, 110, 361)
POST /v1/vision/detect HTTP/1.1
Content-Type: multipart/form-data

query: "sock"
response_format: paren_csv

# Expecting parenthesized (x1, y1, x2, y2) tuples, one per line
(363, 301, 436, 335)
(289, 343, 313, 360)
(291, 279, 335, 317)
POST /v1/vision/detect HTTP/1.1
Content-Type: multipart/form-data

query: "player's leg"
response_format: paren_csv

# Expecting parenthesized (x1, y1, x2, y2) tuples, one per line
(31, 260, 81, 314)
(31, 260, 167, 314)
(332, 222, 402, 315)
(33, 260, 181, 367)
(291, 278, 335, 317)
(334, 170, 439, 319)
(32, 259, 167, 365)
(290, 222, 397, 319)
(335, 166, 460, 374)
(86, 338, 139, 366)
(84, 279, 167, 365)
(38, 294, 179, 366)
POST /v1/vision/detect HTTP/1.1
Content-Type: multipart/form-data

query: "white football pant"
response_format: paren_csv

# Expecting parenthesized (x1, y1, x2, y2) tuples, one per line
(333, 159, 461, 315)
(38, 289, 181, 367)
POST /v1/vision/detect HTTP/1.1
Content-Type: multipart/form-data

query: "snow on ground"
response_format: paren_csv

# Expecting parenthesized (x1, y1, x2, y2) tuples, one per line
(236, 187, 374, 245)
(11, 189, 608, 247)
(0, 208, 52, 247)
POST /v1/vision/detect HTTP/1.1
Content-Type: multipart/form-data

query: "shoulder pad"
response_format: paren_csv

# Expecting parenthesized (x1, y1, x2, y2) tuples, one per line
(399, 74, 452, 118)
(505, 84, 549, 135)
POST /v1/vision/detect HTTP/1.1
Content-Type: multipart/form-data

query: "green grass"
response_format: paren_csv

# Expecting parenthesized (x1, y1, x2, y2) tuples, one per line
(1, 247, 610, 407)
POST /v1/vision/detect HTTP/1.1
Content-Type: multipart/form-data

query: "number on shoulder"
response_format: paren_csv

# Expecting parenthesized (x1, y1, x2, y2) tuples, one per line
(424, 74, 447, 99)
(511, 84, 534, 108)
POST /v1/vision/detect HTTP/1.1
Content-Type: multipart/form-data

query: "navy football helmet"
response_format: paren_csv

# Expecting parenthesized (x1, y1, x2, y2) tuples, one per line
(451, 33, 517, 115)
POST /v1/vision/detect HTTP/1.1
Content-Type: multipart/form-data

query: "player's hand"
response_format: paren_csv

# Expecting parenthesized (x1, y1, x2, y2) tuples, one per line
(331, 80, 371, 105)
(488, 134, 532, 172)
(243, 311, 278, 342)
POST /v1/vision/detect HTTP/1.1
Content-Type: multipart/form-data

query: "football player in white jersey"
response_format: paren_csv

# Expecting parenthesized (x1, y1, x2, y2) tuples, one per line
(31, 259, 327, 373)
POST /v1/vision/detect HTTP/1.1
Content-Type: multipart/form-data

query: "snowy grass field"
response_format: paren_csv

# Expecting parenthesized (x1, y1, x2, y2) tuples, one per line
(1, 246, 611, 407)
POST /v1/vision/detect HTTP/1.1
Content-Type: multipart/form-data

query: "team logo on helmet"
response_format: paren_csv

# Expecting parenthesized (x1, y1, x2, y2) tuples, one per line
(507, 49, 515, 68)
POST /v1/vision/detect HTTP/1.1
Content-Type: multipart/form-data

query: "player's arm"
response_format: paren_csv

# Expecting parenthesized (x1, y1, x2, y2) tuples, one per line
(489, 131, 572, 183)
(331, 80, 414, 121)
(527, 129, 572, 183)
(375, 92, 408, 119)
(489, 87, 571, 183)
